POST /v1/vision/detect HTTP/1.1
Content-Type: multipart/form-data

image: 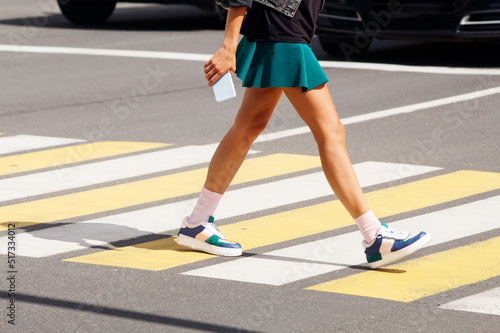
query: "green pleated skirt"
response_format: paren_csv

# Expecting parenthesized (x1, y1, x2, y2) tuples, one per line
(235, 36, 328, 92)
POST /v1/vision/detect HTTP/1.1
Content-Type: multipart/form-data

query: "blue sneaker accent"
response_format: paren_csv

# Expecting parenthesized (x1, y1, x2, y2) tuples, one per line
(391, 231, 427, 251)
(365, 236, 383, 263)
(365, 223, 431, 269)
(177, 224, 205, 238)
(176, 216, 242, 257)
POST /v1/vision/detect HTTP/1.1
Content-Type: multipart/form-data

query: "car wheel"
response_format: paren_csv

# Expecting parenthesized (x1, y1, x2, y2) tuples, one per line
(57, 0, 117, 25)
(318, 34, 372, 60)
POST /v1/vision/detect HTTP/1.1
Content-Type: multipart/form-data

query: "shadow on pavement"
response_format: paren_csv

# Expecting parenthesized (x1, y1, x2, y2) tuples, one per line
(0, 291, 259, 332)
(242, 252, 406, 273)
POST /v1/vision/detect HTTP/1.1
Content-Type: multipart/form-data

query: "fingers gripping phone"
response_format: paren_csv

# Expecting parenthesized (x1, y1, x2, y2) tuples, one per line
(212, 72, 236, 102)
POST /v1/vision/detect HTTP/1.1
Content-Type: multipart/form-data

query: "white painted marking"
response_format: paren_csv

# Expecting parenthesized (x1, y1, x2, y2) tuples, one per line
(318, 60, 500, 76)
(0, 162, 439, 257)
(217, 162, 439, 219)
(255, 85, 500, 143)
(0, 144, 258, 202)
(3, 46, 499, 145)
(183, 196, 500, 286)
(2, 44, 500, 75)
(0, 44, 212, 62)
(440, 287, 500, 316)
(0, 135, 84, 156)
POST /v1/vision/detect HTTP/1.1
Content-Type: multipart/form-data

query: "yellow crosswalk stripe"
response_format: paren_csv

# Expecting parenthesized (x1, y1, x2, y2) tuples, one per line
(65, 170, 500, 271)
(0, 141, 169, 177)
(306, 236, 500, 302)
(0, 154, 321, 231)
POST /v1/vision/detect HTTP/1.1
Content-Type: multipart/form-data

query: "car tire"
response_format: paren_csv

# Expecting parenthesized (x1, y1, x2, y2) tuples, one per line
(57, 0, 117, 25)
(318, 34, 372, 60)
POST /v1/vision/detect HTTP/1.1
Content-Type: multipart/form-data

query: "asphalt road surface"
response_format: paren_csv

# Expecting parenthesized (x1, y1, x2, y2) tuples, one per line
(0, 1, 499, 332)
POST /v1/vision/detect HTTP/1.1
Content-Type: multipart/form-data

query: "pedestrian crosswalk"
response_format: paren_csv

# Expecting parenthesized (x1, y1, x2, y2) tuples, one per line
(1, 134, 499, 316)
(0, 141, 169, 177)
(307, 233, 500, 302)
(0, 153, 319, 230)
(2, 161, 436, 258)
(1, 143, 226, 202)
(66, 171, 500, 273)
(185, 195, 500, 288)
(0, 135, 85, 156)
(440, 287, 500, 315)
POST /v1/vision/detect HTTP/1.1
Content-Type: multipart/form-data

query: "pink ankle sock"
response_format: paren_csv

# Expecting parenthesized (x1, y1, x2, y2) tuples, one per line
(187, 187, 223, 226)
(354, 210, 381, 245)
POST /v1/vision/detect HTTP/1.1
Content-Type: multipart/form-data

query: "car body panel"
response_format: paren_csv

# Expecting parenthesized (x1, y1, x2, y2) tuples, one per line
(316, 0, 500, 42)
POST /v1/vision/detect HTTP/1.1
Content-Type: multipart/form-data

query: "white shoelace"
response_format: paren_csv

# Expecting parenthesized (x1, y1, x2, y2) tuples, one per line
(380, 225, 410, 239)
(205, 222, 227, 240)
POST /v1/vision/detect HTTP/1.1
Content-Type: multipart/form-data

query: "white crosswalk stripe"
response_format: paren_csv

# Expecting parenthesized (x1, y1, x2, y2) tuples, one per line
(0, 162, 439, 257)
(440, 287, 500, 316)
(1, 134, 499, 311)
(0, 134, 85, 156)
(183, 196, 500, 285)
(0, 143, 258, 202)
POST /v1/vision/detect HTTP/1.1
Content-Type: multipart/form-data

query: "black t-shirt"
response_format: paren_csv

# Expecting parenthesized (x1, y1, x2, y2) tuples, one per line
(242, 0, 321, 46)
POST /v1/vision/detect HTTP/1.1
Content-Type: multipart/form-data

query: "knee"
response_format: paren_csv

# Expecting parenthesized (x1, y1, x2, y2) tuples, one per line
(233, 113, 270, 142)
(314, 120, 346, 148)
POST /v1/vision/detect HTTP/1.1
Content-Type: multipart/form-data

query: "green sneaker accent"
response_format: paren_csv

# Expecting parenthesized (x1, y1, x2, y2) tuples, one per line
(366, 253, 382, 263)
(205, 234, 237, 248)
(205, 234, 224, 246)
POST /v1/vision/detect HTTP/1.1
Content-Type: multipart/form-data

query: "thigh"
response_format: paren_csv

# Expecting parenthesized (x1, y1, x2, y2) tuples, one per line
(283, 84, 343, 139)
(233, 87, 284, 128)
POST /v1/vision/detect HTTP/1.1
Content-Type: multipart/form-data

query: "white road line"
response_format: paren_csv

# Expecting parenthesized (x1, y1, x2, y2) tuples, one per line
(0, 44, 212, 61)
(183, 195, 500, 286)
(440, 287, 500, 316)
(0, 144, 256, 202)
(0, 162, 439, 257)
(2, 45, 499, 145)
(216, 162, 440, 219)
(0, 135, 85, 156)
(318, 60, 500, 75)
(254, 85, 500, 143)
(2, 44, 500, 75)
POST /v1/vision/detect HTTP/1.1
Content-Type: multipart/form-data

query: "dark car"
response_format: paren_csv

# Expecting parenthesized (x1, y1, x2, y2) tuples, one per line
(316, 0, 500, 58)
(56, 0, 221, 25)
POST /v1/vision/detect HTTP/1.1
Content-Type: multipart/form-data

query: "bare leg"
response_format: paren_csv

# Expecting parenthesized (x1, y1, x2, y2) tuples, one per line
(283, 84, 369, 219)
(204, 87, 284, 194)
(181, 84, 431, 263)
(176, 87, 283, 256)
(283, 84, 431, 269)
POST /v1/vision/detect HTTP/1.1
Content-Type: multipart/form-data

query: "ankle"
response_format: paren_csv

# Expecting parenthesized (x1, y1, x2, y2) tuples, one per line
(188, 187, 223, 226)
(354, 210, 381, 244)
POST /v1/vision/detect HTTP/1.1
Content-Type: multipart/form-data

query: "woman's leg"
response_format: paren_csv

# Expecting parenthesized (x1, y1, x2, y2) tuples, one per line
(204, 87, 284, 194)
(177, 87, 284, 256)
(283, 84, 369, 219)
(189, 87, 284, 226)
(284, 84, 431, 268)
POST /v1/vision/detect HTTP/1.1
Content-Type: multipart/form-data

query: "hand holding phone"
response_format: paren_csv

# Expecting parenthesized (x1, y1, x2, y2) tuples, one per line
(212, 72, 236, 102)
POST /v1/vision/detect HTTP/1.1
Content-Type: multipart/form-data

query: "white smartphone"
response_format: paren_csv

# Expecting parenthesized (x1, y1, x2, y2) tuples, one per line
(212, 72, 236, 102)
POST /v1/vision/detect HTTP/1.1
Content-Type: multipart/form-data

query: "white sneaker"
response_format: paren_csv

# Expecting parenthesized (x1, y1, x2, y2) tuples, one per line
(176, 216, 242, 256)
(364, 223, 431, 269)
